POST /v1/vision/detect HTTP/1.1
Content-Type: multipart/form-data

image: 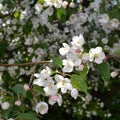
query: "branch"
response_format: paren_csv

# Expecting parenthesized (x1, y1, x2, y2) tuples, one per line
(106, 54, 120, 60)
(0, 61, 50, 67)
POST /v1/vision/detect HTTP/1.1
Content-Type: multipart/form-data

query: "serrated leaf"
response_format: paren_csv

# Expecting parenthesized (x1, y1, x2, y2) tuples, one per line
(71, 74, 87, 93)
(12, 84, 27, 97)
(17, 112, 39, 120)
(33, 84, 45, 95)
(51, 57, 63, 68)
(96, 62, 110, 80)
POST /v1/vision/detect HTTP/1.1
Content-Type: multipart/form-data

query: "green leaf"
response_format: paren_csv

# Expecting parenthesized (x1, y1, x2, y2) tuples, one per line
(56, 8, 67, 22)
(71, 65, 89, 93)
(33, 84, 45, 95)
(96, 62, 110, 80)
(71, 74, 87, 93)
(109, 8, 120, 20)
(12, 84, 27, 97)
(51, 57, 63, 68)
(17, 112, 39, 120)
(114, 46, 120, 56)
(13, 11, 20, 19)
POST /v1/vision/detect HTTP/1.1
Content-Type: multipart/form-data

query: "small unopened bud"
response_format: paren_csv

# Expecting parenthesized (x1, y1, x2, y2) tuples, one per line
(78, 64, 84, 71)
(69, 2, 76, 8)
(1, 102, 10, 110)
(23, 84, 30, 91)
(71, 88, 79, 99)
(62, 1, 68, 8)
(111, 71, 118, 78)
(15, 100, 21, 106)
(75, 49, 81, 53)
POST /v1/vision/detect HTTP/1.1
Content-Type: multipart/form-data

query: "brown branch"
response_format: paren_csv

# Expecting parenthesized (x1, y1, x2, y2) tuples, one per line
(106, 55, 120, 60)
(0, 61, 50, 67)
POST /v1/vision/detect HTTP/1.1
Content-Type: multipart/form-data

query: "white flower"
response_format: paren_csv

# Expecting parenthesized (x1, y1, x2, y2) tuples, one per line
(55, 74, 72, 93)
(53, 0, 63, 8)
(98, 14, 109, 25)
(71, 34, 84, 48)
(1, 102, 10, 110)
(35, 102, 48, 115)
(89, 47, 105, 64)
(48, 94, 62, 106)
(34, 66, 51, 79)
(71, 88, 79, 99)
(7, 118, 14, 120)
(110, 18, 120, 28)
(62, 1, 68, 8)
(67, 52, 82, 66)
(44, 0, 54, 7)
(62, 59, 74, 73)
(33, 77, 53, 87)
(43, 80, 57, 96)
(59, 43, 70, 56)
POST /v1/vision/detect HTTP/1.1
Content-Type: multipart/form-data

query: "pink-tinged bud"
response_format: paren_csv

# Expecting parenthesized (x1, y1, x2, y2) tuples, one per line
(15, 100, 21, 106)
(75, 49, 81, 53)
(111, 71, 118, 78)
(82, 60, 88, 64)
(71, 88, 79, 99)
(23, 84, 30, 91)
(78, 64, 84, 71)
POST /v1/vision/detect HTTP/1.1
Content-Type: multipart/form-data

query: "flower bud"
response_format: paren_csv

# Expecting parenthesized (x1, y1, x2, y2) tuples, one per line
(62, 1, 68, 8)
(71, 88, 78, 99)
(111, 71, 118, 78)
(15, 100, 21, 106)
(69, 2, 76, 8)
(1, 102, 10, 110)
(23, 84, 30, 91)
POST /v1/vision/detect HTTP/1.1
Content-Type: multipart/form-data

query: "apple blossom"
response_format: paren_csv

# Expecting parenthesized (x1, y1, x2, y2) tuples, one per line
(59, 43, 70, 56)
(35, 102, 48, 115)
(71, 34, 85, 48)
(55, 74, 72, 93)
(62, 59, 74, 73)
(48, 94, 62, 106)
(89, 47, 105, 64)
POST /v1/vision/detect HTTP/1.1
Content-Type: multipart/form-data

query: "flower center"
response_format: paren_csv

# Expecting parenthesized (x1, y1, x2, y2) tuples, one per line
(94, 53, 98, 58)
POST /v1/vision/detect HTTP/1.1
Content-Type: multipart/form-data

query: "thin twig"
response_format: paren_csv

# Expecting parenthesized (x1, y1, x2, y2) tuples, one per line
(0, 61, 50, 67)
(29, 64, 37, 86)
(106, 55, 120, 60)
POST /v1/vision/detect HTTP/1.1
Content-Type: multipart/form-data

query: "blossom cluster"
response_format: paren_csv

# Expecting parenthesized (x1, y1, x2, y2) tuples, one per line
(33, 65, 79, 114)
(60, 34, 105, 73)
(33, 34, 105, 115)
